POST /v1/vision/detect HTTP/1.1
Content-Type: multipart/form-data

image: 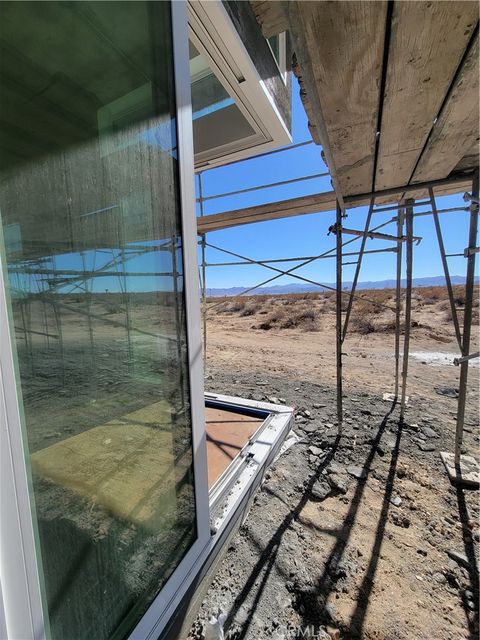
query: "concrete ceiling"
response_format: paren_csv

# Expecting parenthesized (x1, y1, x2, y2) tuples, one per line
(251, 0, 479, 204)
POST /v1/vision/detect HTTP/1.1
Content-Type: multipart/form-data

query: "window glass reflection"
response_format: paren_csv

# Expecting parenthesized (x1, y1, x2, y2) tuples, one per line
(0, 2, 197, 638)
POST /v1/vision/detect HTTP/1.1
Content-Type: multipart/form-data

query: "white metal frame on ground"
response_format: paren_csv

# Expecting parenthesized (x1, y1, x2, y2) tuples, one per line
(205, 393, 295, 530)
(159, 392, 294, 639)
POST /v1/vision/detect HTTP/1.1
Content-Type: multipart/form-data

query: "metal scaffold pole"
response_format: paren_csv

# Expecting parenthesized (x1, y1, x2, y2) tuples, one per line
(400, 198, 414, 420)
(336, 200, 343, 435)
(455, 169, 479, 465)
(429, 187, 462, 351)
(394, 205, 404, 398)
(341, 198, 374, 341)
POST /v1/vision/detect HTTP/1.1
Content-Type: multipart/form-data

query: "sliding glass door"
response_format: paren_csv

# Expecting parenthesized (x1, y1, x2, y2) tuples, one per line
(0, 2, 208, 639)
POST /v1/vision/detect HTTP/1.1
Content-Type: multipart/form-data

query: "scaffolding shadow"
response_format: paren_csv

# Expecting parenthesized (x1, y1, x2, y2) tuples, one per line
(455, 484, 479, 638)
(225, 401, 401, 639)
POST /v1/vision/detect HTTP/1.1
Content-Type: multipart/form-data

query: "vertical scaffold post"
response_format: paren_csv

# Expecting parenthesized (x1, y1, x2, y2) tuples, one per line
(400, 198, 414, 420)
(429, 187, 462, 351)
(394, 205, 404, 398)
(455, 169, 479, 465)
(342, 198, 374, 341)
(336, 200, 343, 435)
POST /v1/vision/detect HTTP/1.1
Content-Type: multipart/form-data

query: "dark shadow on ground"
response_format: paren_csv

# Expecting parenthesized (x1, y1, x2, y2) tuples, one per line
(224, 434, 342, 639)
(291, 405, 399, 638)
(347, 416, 404, 636)
(455, 484, 479, 638)
(225, 401, 400, 639)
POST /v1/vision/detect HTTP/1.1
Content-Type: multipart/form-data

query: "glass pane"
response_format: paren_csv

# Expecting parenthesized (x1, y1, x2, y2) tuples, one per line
(189, 41, 256, 156)
(0, 2, 197, 639)
(268, 35, 280, 63)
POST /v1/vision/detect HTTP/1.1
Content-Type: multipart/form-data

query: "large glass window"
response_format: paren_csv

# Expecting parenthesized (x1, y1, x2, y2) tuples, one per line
(0, 2, 197, 639)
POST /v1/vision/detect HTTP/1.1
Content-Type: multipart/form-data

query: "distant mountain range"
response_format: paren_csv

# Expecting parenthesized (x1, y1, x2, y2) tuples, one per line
(206, 275, 479, 297)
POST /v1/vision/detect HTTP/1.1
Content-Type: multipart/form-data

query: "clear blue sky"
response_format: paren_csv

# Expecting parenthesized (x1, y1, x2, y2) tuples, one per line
(197, 76, 476, 291)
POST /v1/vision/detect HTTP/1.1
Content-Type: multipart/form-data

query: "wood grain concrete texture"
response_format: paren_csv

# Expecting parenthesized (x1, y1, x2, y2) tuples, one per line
(376, 1, 478, 193)
(285, 0, 388, 197)
(258, 1, 478, 204)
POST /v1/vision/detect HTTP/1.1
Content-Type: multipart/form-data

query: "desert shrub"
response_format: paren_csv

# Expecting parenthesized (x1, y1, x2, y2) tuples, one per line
(301, 316, 320, 332)
(354, 297, 383, 316)
(258, 320, 273, 330)
(105, 304, 122, 314)
(215, 301, 231, 313)
(256, 307, 285, 330)
(322, 296, 336, 312)
(229, 298, 246, 313)
(279, 306, 321, 331)
(240, 302, 260, 317)
(269, 308, 285, 322)
(438, 300, 451, 311)
(376, 318, 397, 332)
(351, 313, 376, 334)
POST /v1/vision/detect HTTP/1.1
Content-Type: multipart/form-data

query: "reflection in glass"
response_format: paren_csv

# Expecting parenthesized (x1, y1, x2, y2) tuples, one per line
(0, 2, 196, 639)
(268, 35, 280, 63)
(189, 41, 256, 156)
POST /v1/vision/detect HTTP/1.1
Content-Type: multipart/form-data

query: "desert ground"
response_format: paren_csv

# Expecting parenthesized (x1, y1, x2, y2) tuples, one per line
(191, 286, 480, 640)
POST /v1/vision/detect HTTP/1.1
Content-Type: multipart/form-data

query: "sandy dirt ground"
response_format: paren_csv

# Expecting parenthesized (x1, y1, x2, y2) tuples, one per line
(190, 289, 480, 640)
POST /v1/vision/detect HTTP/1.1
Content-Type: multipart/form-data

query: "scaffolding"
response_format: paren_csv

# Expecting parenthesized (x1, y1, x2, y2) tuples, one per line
(197, 146, 479, 485)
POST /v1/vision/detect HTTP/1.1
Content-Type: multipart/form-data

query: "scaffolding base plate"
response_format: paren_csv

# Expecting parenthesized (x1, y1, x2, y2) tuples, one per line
(440, 452, 480, 488)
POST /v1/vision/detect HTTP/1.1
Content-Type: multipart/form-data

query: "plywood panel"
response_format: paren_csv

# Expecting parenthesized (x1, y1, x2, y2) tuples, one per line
(413, 34, 479, 183)
(197, 191, 338, 233)
(375, 2, 478, 191)
(285, 0, 387, 197)
(205, 407, 263, 488)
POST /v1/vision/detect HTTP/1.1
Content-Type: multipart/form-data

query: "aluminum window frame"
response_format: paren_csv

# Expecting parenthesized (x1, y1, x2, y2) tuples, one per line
(0, 2, 211, 639)
(267, 32, 288, 85)
(188, 0, 291, 170)
(0, 226, 48, 640)
(127, 2, 212, 635)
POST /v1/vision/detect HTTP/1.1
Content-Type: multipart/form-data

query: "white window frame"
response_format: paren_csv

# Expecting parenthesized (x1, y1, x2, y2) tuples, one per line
(267, 31, 288, 85)
(0, 2, 211, 639)
(188, 0, 291, 170)
(0, 230, 49, 639)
